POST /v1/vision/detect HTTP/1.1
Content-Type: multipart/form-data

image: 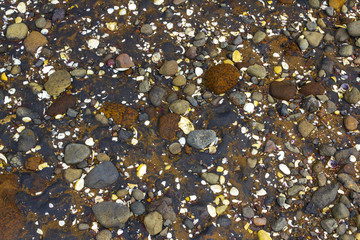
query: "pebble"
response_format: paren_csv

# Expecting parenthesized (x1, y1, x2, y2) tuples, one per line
(229, 91, 246, 106)
(84, 161, 119, 188)
(338, 173, 360, 192)
(311, 183, 339, 209)
(201, 172, 219, 185)
(306, 21, 317, 31)
(264, 140, 276, 153)
(44, 70, 72, 96)
(18, 129, 37, 152)
(271, 217, 287, 232)
(332, 202, 350, 219)
(347, 21, 360, 37)
(169, 100, 190, 115)
(247, 158, 258, 168)
(247, 64, 267, 78)
(141, 24, 153, 35)
(233, 35, 243, 45)
(149, 86, 166, 107)
(139, 79, 151, 93)
(288, 185, 305, 196)
(279, 164, 291, 175)
(242, 206, 254, 218)
(343, 87, 360, 104)
(92, 201, 130, 228)
(78, 223, 90, 231)
(169, 142, 182, 154)
(70, 68, 87, 78)
(326, 100, 337, 114)
(303, 31, 324, 47)
(132, 189, 145, 200)
(23, 32, 49, 54)
(325, 7, 334, 16)
(96, 230, 112, 240)
(159, 60, 178, 76)
(269, 81, 297, 100)
(335, 28, 350, 42)
(258, 230, 272, 240)
(131, 201, 146, 216)
(144, 211, 163, 235)
(6, 23, 28, 40)
(187, 130, 216, 149)
(253, 31, 266, 43)
(185, 47, 197, 59)
(52, 8, 66, 22)
(344, 115, 358, 131)
(87, 39, 99, 49)
(297, 38, 309, 50)
(184, 84, 196, 96)
(299, 82, 325, 96)
(254, 217, 267, 226)
(184, 219, 194, 229)
(64, 143, 91, 165)
(204, 64, 240, 94)
(319, 144, 336, 156)
(298, 120, 316, 138)
(309, 0, 320, 8)
(321, 218, 338, 233)
(116, 53, 135, 68)
(64, 169, 82, 182)
(35, 17, 47, 29)
(339, 45, 354, 57)
(172, 75, 186, 86)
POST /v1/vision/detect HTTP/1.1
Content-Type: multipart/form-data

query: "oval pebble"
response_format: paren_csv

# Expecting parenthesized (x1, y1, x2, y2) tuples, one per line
(279, 163, 291, 175)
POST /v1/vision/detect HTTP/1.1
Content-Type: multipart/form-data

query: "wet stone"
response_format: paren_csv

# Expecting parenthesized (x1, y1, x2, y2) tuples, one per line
(116, 53, 135, 68)
(141, 24, 153, 35)
(64, 169, 82, 182)
(92, 201, 130, 228)
(335, 28, 350, 42)
(35, 17, 47, 29)
(326, 100, 337, 114)
(132, 189, 145, 200)
(144, 211, 163, 235)
(299, 82, 325, 96)
(297, 38, 309, 50)
(185, 47, 197, 59)
(303, 96, 320, 113)
(95, 114, 109, 126)
(343, 87, 360, 104)
(101, 102, 138, 127)
(321, 218, 338, 233)
(6, 23, 28, 40)
(52, 8, 66, 22)
(347, 21, 360, 37)
(18, 129, 37, 152)
(172, 75, 186, 86)
(319, 144, 336, 157)
(204, 64, 240, 94)
(253, 31, 266, 43)
(264, 140, 276, 153)
(247, 157, 258, 168)
(184, 219, 194, 229)
(247, 64, 267, 78)
(311, 183, 339, 209)
(201, 172, 219, 185)
(96, 229, 112, 240)
(288, 185, 305, 196)
(78, 223, 90, 231)
(309, 0, 320, 8)
(269, 81, 297, 100)
(139, 79, 151, 93)
(184, 84, 196, 96)
(70, 68, 86, 78)
(339, 45, 354, 57)
(169, 142, 181, 154)
(344, 115, 358, 131)
(159, 60, 178, 76)
(187, 130, 216, 149)
(84, 161, 119, 189)
(298, 120, 316, 138)
(131, 201, 145, 216)
(303, 31, 324, 47)
(242, 206, 255, 218)
(158, 113, 180, 140)
(44, 70, 72, 96)
(229, 91, 246, 106)
(46, 94, 77, 117)
(16, 107, 40, 120)
(271, 217, 287, 232)
(24, 31, 48, 54)
(337, 173, 360, 192)
(149, 86, 166, 107)
(332, 203, 350, 219)
(169, 100, 190, 115)
(64, 143, 91, 165)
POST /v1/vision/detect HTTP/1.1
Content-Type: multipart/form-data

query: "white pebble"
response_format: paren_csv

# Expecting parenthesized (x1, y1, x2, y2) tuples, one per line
(210, 185, 222, 193)
(17, 2, 26, 13)
(88, 39, 99, 49)
(256, 188, 267, 196)
(279, 163, 291, 175)
(281, 62, 289, 70)
(195, 67, 203, 76)
(207, 204, 216, 217)
(85, 137, 95, 146)
(244, 102, 255, 113)
(153, 0, 164, 5)
(230, 187, 239, 196)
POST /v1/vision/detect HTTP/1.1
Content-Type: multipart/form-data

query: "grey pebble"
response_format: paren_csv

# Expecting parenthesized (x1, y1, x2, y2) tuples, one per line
(18, 129, 37, 152)
(271, 217, 287, 232)
(332, 202, 350, 219)
(321, 218, 338, 233)
(92, 201, 130, 228)
(187, 130, 216, 149)
(64, 143, 91, 165)
(84, 161, 119, 188)
(242, 206, 254, 218)
(131, 201, 146, 216)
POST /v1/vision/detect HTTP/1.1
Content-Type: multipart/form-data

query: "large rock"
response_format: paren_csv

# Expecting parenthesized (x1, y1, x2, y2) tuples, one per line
(144, 211, 163, 235)
(347, 21, 360, 37)
(187, 130, 216, 149)
(92, 201, 130, 228)
(269, 81, 297, 100)
(204, 64, 240, 94)
(64, 143, 91, 165)
(44, 70, 72, 96)
(84, 161, 119, 188)
(6, 23, 28, 40)
(299, 82, 325, 96)
(46, 94, 77, 116)
(158, 113, 180, 141)
(311, 183, 339, 209)
(24, 31, 48, 54)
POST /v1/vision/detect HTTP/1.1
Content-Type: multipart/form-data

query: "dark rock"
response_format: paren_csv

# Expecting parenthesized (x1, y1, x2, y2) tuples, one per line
(18, 129, 37, 152)
(149, 86, 166, 107)
(46, 94, 77, 117)
(269, 81, 297, 100)
(311, 183, 339, 209)
(130, 201, 145, 216)
(147, 197, 177, 222)
(92, 201, 130, 228)
(338, 173, 360, 192)
(52, 8, 66, 22)
(321, 218, 338, 233)
(64, 143, 91, 165)
(299, 82, 325, 96)
(84, 162, 119, 188)
(158, 113, 180, 141)
(332, 202, 350, 219)
(303, 96, 320, 113)
(271, 217, 287, 232)
(319, 144, 336, 156)
(187, 130, 216, 149)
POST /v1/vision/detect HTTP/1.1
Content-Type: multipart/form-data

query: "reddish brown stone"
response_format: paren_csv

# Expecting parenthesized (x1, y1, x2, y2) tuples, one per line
(278, 0, 293, 3)
(269, 81, 297, 100)
(264, 140, 276, 153)
(340, 163, 356, 175)
(299, 82, 325, 96)
(158, 113, 180, 141)
(25, 156, 42, 171)
(0, 175, 23, 240)
(344, 115, 358, 131)
(46, 94, 77, 116)
(101, 102, 138, 128)
(24, 31, 48, 54)
(116, 53, 135, 68)
(254, 217, 267, 226)
(204, 64, 240, 95)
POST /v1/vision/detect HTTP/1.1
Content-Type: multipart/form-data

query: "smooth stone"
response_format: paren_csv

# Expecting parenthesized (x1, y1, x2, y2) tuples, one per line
(18, 129, 37, 152)
(131, 201, 146, 216)
(116, 53, 134, 68)
(84, 161, 119, 188)
(299, 82, 325, 96)
(297, 38, 309, 50)
(229, 91, 246, 106)
(309, 0, 320, 8)
(35, 17, 47, 29)
(149, 86, 166, 107)
(298, 120, 315, 138)
(70, 68, 86, 78)
(319, 144, 336, 156)
(339, 45, 354, 57)
(139, 79, 151, 93)
(332, 203, 350, 219)
(347, 21, 360, 37)
(184, 84, 196, 96)
(172, 75, 186, 86)
(242, 206, 255, 218)
(338, 173, 360, 192)
(271, 217, 287, 232)
(201, 172, 219, 185)
(247, 64, 267, 78)
(311, 183, 339, 208)
(187, 130, 216, 149)
(96, 230, 112, 240)
(6, 23, 28, 40)
(132, 189, 145, 200)
(269, 81, 297, 100)
(92, 201, 130, 228)
(64, 169, 82, 182)
(253, 31, 266, 43)
(24, 31, 48, 54)
(321, 218, 338, 233)
(44, 70, 72, 96)
(169, 142, 181, 154)
(64, 143, 91, 165)
(344, 115, 358, 131)
(141, 24, 153, 35)
(169, 100, 190, 115)
(144, 211, 163, 235)
(335, 28, 350, 42)
(159, 60, 178, 76)
(344, 87, 360, 104)
(303, 31, 324, 47)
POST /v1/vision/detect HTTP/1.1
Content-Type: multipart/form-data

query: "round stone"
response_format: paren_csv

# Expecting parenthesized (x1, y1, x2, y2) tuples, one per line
(204, 64, 240, 95)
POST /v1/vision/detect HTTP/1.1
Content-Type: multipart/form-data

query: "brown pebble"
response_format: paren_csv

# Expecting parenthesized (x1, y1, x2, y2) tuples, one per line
(116, 53, 135, 68)
(169, 142, 182, 154)
(264, 140, 276, 153)
(46, 94, 77, 117)
(344, 115, 358, 131)
(24, 156, 42, 171)
(269, 81, 297, 100)
(184, 84, 197, 96)
(204, 64, 240, 95)
(158, 113, 180, 140)
(299, 82, 325, 96)
(24, 31, 48, 54)
(254, 217, 267, 226)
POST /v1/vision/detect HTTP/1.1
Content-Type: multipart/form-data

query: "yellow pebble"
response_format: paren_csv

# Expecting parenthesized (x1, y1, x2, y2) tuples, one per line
(223, 59, 234, 65)
(111, 194, 118, 200)
(274, 66, 282, 74)
(216, 166, 224, 172)
(1, 73, 8, 81)
(258, 230, 272, 240)
(232, 50, 242, 63)
(216, 205, 227, 215)
(355, 233, 360, 240)
(164, 165, 171, 170)
(185, 196, 190, 201)
(15, 17, 22, 23)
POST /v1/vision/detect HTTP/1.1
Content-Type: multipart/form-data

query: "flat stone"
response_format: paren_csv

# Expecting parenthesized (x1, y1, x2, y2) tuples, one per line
(84, 161, 119, 188)
(269, 81, 297, 100)
(144, 211, 163, 235)
(159, 60, 178, 76)
(6, 23, 28, 40)
(64, 169, 82, 182)
(298, 120, 316, 138)
(187, 130, 216, 149)
(70, 68, 86, 78)
(303, 31, 324, 47)
(24, 31, 48, 54)
(44, 70, 72, 96)
(92, 201, 130, 228)
(64, 143, 91, 165)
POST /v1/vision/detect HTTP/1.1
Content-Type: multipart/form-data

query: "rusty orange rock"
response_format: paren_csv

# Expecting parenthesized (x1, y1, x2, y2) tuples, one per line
(101, 102, 138, 128)
(204, 63, 240, 95)
(329, 0, 346, 10)
(158, 113, 180, 141)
